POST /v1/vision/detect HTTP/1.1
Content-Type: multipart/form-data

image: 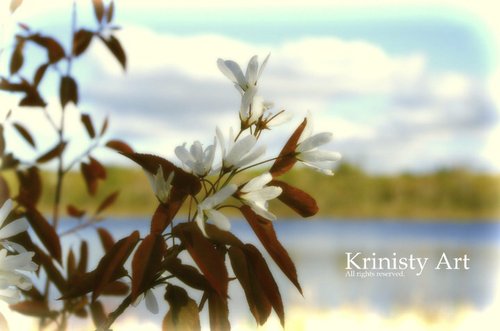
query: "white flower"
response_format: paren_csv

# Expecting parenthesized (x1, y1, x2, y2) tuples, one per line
(216, 127, 265, 171)
(239, 173, 282, 221)
(0, 250, 37, 304)
(0, 199, 37, 304)
(146, 166, 174, 203)
(217, 54, 270, 93)
(175, 139, 216, 177)
(296, 112, 341, 175)
(132, 288, 159, 315)
(0, 199, 29, 243)
(195, 184, 237, 237)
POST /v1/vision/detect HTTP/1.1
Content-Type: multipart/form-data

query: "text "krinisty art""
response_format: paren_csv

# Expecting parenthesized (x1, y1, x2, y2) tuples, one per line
(345, 252, 470, 276)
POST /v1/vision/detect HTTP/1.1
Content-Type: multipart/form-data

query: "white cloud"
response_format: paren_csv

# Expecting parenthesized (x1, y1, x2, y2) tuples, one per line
(1, 19, 496, 173)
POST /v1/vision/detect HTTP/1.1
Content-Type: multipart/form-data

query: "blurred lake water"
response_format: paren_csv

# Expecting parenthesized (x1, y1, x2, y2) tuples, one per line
(53, 218, 500, 329)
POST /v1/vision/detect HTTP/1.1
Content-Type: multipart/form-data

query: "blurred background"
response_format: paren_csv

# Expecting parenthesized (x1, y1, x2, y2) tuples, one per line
(1, 0, 499, 330)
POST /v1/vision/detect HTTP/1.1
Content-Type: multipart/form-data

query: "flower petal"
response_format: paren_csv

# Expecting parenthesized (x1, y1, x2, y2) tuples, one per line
(241, 173, 272, 193)
(299, 150, 341, 163)
(225, 135, 256, 167)
(233, 144, 266, 169)
(175, 144, 194, 164)
(206, 209, 231, 232)
(0, 218, 29, 240)
(145, 290, 159, 314)
(0, 199, 13, 228)
(216, 126, 226, 159)
(241, 186, 282, 202)
(201, 184, 237, 209)
(297, 132, 333, 152)
(247, 201, 277, 221)
(195, 212, 208, 238)
(245, 55, 259, 86)
(217, 59, 247, 89)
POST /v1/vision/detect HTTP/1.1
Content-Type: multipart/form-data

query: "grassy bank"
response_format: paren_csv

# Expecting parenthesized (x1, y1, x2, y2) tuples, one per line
(2, 163, 499, 220)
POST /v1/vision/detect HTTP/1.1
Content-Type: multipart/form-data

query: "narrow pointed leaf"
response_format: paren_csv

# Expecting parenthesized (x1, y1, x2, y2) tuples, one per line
(92, 231, 140, 300)
(95, 191, 119, 215)
(81, 113, 96, 138)
(12, 122, 35, 148)
(172, 223, 228, 298)
(240, 205, 302, 293)
(97, 227, 115, 252)
(244, 244, 285, 327)
(106, 139, 133, 154)
(25, 208, 62, 262)
(67, 204, 85, 218)
(92, 0, 105, 22)
(60, 76, 78, 107)
(208, 290, 230, 331)
(100, 35, 126, 69)
(9, 300, 57, 318)
(36, 141, 66, 163)
(131, 233, 164, 301)
(270, 118, 307, 177)
(73, 29, 93, 56)
(270, 180, 318, 217)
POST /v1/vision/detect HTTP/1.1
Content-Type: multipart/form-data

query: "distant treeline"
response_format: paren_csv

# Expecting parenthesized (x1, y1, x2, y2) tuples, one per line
(3, 163, 499, 220)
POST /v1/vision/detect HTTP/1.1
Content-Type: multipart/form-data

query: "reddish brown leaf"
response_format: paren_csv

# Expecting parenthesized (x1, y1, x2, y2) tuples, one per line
(208, 290, 230, 331)
(270, 180, 318, 217)
(67, 249, 76, 278)
(240, 205, 302, 294)
(81, 113, 96, 138)
(92, 231, 140, 301)
(10, 41, 24, 75)
(228, 246, 271, 325)
(19, 89, 46, 107)
(2, 153, 20, 170)
(163, 285, 201, 331)
(90, 301, 106, 327)
(270, 118, 307, 177)
(81, 157, 106, 196)
(36, 141, 66, 163)
(172, 223, 228, 298)
(100, 117, 109, 136)
(100, 35, 126, 69)
(60, 75, 78, 107)
(122, 153, 201, 196)
(106, 0, 114, 23)
(28, 34, 65, 63)
(244, 244, 285, 327)
(97, 227, 115, 252)
(106, 139, 133, 154)
(9, 300, 56, 318)
(78, 240, 88, 273)
(150, 192, 185, 234)
(164, 258, 209, 291)
(73, 29, 94, 56)
(131, 233, 164, 301)
(12, 122, 35, 148)
(16, 166, 41, 207)
(33, 247, 66, 294)
(25, 208, 62, 262)
(92, 0, 105, 23)
(95, 191, 119, 215)
(67, 204, 86, 218)
(101, 281, 129, 296)
(33, 63, 49, 87)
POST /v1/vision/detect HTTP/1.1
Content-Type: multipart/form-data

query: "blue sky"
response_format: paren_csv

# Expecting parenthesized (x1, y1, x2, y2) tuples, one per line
(1, 0, 499, 174)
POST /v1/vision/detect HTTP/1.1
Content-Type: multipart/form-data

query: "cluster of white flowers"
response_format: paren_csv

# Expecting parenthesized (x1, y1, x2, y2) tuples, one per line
(0, 199, 37, 304)
(148, 54, 341, 239)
